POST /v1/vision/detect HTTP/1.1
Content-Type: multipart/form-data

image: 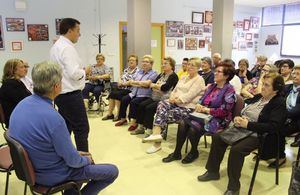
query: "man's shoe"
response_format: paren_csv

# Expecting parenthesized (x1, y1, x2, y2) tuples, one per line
(224, 190, 240, 195)
(130, 128, 145, 135)
(162, 153, 182, 163)
(115, 120, 128, 126)
(181, 152, 199, 164)
(142, 134, 163, 143)
(102, 114, 114, 121)
(268, 158, 286, 168)
(197, 171, 220, 182)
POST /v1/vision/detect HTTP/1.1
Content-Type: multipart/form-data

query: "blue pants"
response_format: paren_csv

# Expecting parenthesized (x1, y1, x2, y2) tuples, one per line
(64, 164, 119, 195)
(82, 83, 104, 102)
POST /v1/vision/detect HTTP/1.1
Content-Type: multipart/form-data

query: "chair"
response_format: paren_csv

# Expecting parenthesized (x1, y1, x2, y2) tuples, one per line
(4, 130, 86, 195)
(0, 103, 7, 131)
(0, 143, 13, 195)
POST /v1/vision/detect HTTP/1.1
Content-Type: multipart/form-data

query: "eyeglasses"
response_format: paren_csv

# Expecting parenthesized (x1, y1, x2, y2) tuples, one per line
(214, 70, 224, 74)
(142, 60, 150, 63)
(24, 65, 30, 68)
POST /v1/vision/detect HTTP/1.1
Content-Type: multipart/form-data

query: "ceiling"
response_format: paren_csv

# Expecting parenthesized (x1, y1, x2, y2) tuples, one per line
(235, 0, 300, 7)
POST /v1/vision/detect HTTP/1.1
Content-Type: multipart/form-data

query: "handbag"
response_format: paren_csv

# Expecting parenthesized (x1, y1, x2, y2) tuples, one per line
(188, 112, 212, 125)
(219, 123, 253, 145)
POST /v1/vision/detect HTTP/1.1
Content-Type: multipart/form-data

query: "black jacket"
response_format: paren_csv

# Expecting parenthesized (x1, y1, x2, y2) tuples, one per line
(284, 84, 300, 126)
(0, 79, 31, 127)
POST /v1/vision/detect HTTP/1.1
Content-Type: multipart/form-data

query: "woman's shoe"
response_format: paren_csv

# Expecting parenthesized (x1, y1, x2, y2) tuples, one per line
(102, 114, 114, 121)
(115, 120, 128, 126)
(181, 152, 199, 164)
(128, 124, 138, 131)
(142, 134, 163, 143)
(146, 145, 161, 154)
(162, 153, 182, 163)
(268, 158, 286, 168)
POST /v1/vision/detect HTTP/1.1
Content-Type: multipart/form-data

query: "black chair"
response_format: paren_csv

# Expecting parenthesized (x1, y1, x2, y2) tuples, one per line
(4, 130, 87, 195)
(0, 103, 7, 131)
(0, 143, 13, 195)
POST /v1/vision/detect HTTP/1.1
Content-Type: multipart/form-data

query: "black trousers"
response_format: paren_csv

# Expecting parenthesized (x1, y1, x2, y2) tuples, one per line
(55, 90, 90, 152)
(173, 120, 205, 155)
(205, 133, 259, 191)
(108, 88, 131, 101)
(118, 95, 148, 119)
(136, 98, 159, 129)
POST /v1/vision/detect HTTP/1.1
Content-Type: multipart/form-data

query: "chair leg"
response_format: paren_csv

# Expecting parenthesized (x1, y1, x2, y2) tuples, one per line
(275, 133, 279, 185)
(204, 135, 207, 148)
(296, 146, 300, 167)
(248, 149, 261, 195)
(24, 183, 27, 195)
(4, 172, 10, 195)
(185, 139, 189, 154)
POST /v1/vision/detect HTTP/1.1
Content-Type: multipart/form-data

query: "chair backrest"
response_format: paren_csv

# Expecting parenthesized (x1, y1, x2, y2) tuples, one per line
(4, 130, 36, 186)
(233, 94, 245, 117)
(0, 103, 7, 131)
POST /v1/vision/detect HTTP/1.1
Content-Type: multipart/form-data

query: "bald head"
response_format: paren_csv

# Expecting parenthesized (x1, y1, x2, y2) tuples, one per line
(212, 53, 222, 66)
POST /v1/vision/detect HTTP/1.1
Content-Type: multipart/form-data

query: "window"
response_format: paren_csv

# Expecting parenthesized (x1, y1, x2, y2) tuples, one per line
(262, 5, 284, 26)
(284, 3, 300, 24)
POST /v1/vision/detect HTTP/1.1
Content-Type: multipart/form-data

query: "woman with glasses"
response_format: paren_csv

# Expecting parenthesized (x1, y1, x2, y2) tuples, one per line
(279, 59, 294, 85)
(241, 64, 277, 99)
(0, 59, 32, 127)
(20, 61, 33, 93)
(162, 61, 236, 164)
(142, 57, 206, 154)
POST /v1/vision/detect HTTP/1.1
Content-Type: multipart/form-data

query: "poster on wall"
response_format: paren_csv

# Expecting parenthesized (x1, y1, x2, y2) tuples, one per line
(184, 24, 203, 36)
(177, 39, 184, 50)
(6, 18, 25, 31)
(250, 17, 260, 29)
(27, 24, 49, 41)
(205, 11, 213, 24)
(265, 34, 279, 45)
(55, 18, 63, 35)
(0, 16, 4, 49)
(166, 21, 184, 37)
(185, 38, 197, 50)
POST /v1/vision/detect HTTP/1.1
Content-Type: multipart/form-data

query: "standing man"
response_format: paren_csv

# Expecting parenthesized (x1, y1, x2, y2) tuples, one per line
(50, 18, 90, 152)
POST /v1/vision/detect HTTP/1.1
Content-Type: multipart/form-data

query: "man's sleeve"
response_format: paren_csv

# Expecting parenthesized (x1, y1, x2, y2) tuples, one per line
(61, 47, 85, 81)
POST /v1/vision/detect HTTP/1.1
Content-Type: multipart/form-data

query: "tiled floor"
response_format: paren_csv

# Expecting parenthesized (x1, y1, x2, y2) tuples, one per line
(0, 111, 295, 195)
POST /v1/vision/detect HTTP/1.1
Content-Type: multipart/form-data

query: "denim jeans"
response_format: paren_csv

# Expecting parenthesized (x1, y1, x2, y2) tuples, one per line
(64, 164, 119, 195)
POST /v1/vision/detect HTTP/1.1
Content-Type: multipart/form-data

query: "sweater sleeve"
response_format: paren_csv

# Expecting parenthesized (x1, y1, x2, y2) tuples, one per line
(50, 121, 90, 168)
(160, 73, 179, 92)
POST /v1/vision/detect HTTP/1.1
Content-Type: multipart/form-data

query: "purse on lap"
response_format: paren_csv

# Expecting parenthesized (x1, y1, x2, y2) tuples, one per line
(188, 112, 212, 125)
(219, 123, 254, 145)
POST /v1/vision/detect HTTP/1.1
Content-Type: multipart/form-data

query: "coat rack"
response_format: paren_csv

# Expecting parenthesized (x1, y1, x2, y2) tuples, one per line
(93, 34, 106, 53)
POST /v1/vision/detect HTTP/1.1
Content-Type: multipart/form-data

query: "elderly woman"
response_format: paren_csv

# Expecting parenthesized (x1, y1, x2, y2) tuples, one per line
(82, 53, 110, 108)
(129, 57, 178, 133)
(250, 55, 268, 78)
(279, 59, 294, 85)
(198, 73, 286, 195)
(0, 59, 32, 127)
(102, 55, 139, 121)
(198, 57, 214, 85)
(241, 64, 277, 99)
(236, 59, 252, 85)
(142, 57, 206, 154)
(115, 55, 158, 126)
(162, 62, 236, 164)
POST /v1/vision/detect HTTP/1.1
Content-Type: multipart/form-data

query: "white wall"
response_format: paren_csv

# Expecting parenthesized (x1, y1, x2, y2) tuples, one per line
(0, 0, 127, 80)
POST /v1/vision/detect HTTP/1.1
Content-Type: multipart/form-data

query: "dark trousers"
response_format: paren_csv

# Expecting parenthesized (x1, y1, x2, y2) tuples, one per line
(82, 83, 104, 102)
(206, 133, 259, 191)
(128, 97, 149, 119)
(136, 98, 159, 129)
(173, 120, 205, 155)
(64, 164, 119, 195)
(118, 95, 148, 119)
(55, 90, 90, 152)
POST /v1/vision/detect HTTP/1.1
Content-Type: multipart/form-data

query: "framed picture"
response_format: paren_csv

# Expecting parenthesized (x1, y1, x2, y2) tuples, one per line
(253, 33, 259, 39)
(199, 40, 205, 48)
(205, 11, 213, 24)
(247, 42, 253, 48)
(236, 21, 244, 28)
(265, 34, 279, 45)
(185, 38, 197, 50)
(167, 39, 176, 47)
(203, 25, 212, 33)
(245, 33, 252, 41)
(238, 41, 247, 51)
(27, 24, 49, 41)
(177, 39, 184, 50)
(166, 21, 184, 37)
(192, 12, 204, 24)
(11, 41, 23, 51)
(0, 16, 4, 50)
(55, 18, 63, 35)
(250, 16, 260, 29)
(184, 24, 203, 36)
(243, 19, 250, 31)
(6, 18, 25, 31)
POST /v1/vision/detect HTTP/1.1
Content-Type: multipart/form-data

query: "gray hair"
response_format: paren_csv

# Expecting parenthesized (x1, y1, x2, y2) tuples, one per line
(32, 61, 62, 95)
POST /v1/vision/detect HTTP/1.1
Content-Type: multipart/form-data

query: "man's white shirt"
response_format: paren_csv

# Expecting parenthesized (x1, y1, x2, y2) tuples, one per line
(50, 36, 85, 94)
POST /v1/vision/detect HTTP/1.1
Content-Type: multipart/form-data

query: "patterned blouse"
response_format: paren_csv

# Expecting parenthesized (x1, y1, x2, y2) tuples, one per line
(120, 67, 139, 89)
(88, 64, 110, 85)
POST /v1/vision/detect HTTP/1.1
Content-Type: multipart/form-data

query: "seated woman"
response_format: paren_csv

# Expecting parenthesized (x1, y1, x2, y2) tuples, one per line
(198, 57, 214, 85)
(0, 59, 32, 127)
(129, 57, 178, 134)
(82, 53, 110, 108)
(115, 55, 158, 126)
(142, 57, 206, 154)
(198, 73, 286, 195)
(236, 59, 252, 85)
(162, 62, 236, 164)
(241, 64, 277, 99)
(102, 55, 139, 121)
(279, 59, 294, 85)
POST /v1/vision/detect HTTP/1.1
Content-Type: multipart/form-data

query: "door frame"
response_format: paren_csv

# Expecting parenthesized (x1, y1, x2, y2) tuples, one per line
(119, 21, 165, 75)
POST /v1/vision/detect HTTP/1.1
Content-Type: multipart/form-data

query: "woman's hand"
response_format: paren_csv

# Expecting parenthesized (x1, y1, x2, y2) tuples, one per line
(195, 104, 210, 114)
(234, 116, 249, 128)
(174, 97, 183, 105)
